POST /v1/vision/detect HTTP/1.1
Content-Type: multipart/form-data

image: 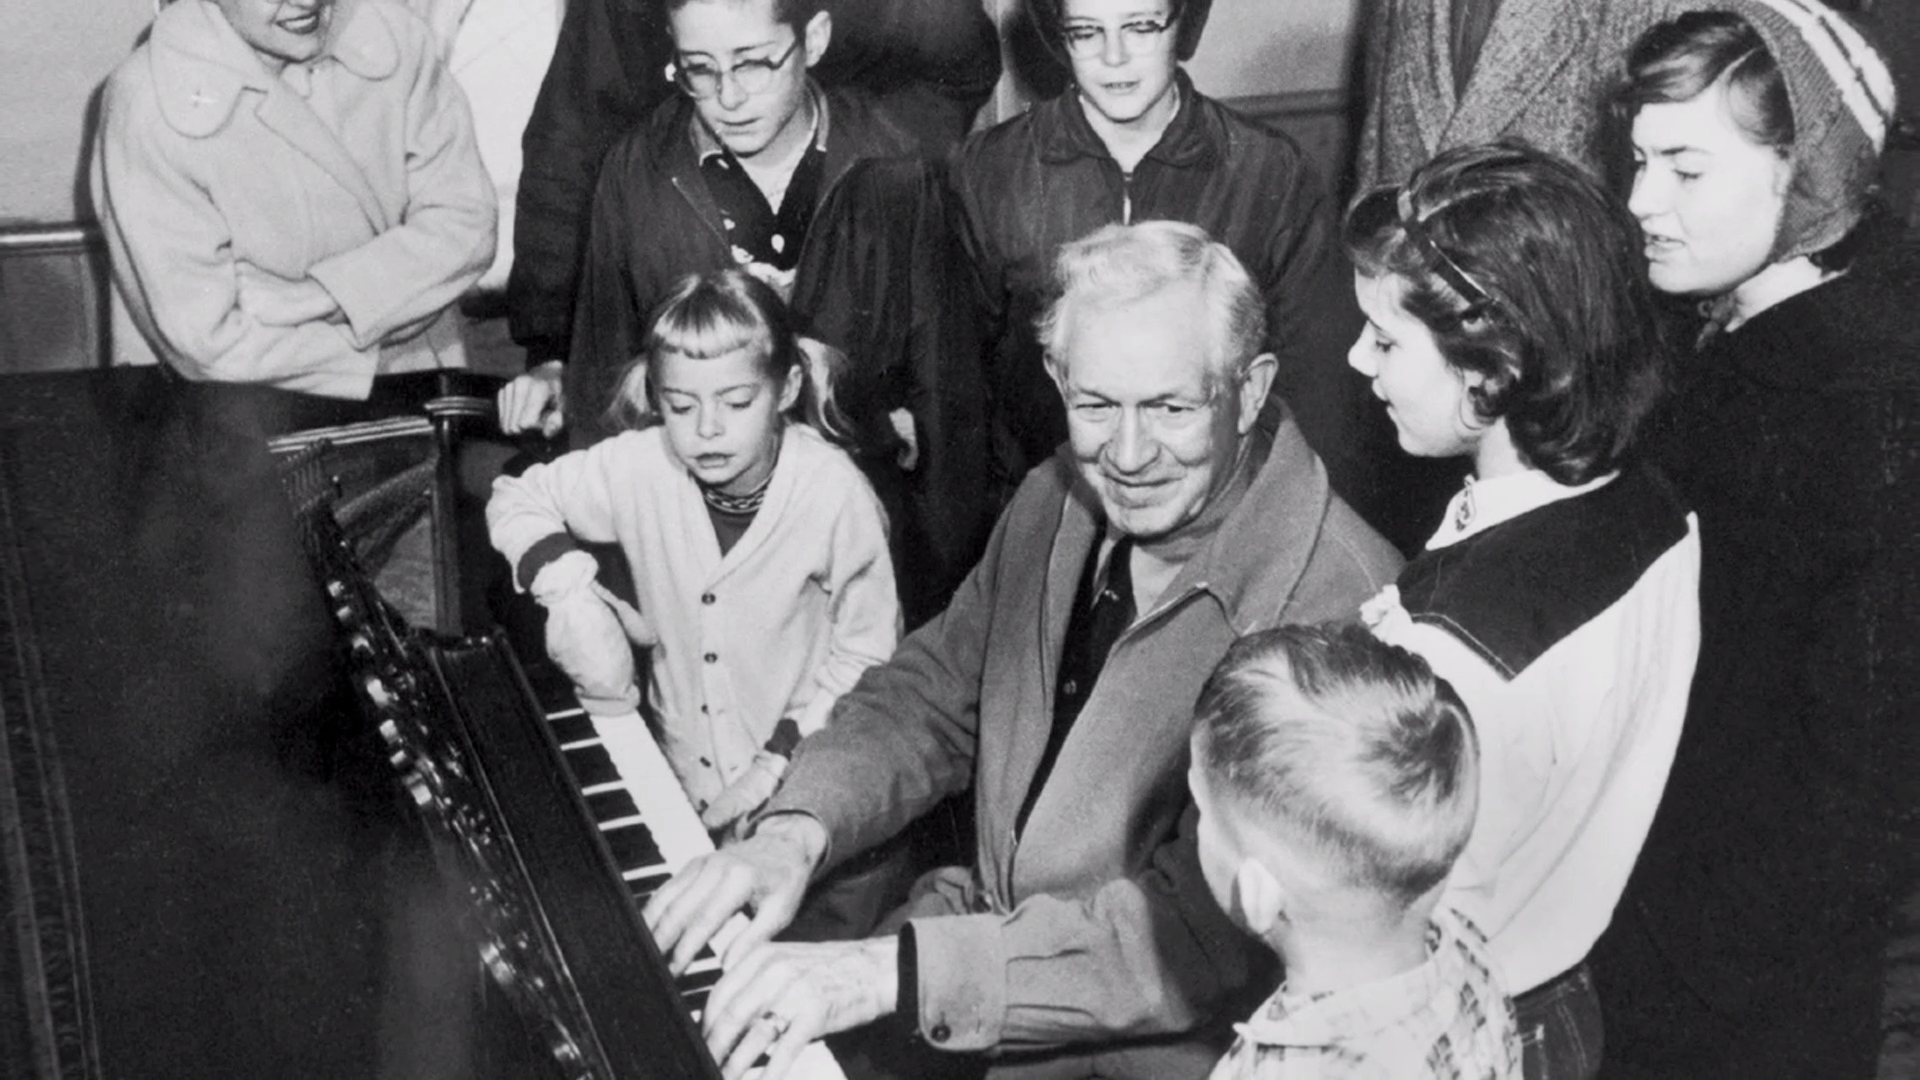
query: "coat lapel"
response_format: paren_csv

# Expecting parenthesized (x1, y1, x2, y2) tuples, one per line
(1446, 0, 1594, 147)
(252, 89, 392, 233)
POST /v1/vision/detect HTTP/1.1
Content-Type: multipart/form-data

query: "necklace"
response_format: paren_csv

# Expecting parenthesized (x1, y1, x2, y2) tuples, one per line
(700, 470, 773, 515)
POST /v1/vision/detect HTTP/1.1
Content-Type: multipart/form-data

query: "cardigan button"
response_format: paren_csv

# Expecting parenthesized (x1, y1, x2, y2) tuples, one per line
(703, 652, 717, 664)
(929, 1023, 951, 1044)
(701, 592, 715, 604)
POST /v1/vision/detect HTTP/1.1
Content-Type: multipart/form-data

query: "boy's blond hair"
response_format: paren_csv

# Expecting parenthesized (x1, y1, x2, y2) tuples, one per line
(1193, 623, 1478, 909)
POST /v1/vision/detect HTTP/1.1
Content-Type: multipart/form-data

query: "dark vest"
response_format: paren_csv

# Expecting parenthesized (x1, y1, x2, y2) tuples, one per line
(1397, 463, 1690, 680)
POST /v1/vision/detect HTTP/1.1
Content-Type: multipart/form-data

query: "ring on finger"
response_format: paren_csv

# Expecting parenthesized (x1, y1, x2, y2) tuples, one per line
(759, 1010, 793, 1041)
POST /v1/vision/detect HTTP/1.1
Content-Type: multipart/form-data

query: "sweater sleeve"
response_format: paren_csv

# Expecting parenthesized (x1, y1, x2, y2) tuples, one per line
(791, 476, 902, 736)
(306, 12, 497, 349)
(486, 437, 634, 582)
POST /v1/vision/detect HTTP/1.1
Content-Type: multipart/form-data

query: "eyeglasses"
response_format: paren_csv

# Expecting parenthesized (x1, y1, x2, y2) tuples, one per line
(1060, 17, 1174, 60)
(668, 37, 802, 99)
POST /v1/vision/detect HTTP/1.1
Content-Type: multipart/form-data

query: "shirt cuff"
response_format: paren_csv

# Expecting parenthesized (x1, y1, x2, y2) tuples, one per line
(515, 532, 582, 591)
(901, 913, 1006, 1051)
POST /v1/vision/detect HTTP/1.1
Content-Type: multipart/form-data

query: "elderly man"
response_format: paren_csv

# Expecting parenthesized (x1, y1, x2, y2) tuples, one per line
(645, 221, 1402, 1080)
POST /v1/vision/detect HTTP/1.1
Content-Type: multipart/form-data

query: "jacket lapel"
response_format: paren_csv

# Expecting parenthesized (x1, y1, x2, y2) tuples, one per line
(1446, 0, 1593, 147)
(252, 88, 392, 233)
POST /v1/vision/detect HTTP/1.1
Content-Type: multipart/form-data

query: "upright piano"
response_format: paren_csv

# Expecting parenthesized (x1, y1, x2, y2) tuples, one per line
(0, 368, 845, 1080)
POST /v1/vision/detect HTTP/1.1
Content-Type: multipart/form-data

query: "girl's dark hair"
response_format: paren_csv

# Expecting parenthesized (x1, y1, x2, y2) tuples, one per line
(1613, 9, 1872, 272)
(1028, 0, 1213, 63)
(606, 269, 846, 439)
(1343, 141, 1668, 486)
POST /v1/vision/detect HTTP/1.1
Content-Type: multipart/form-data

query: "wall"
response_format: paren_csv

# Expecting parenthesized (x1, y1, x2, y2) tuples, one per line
(0, 0, 152, 225)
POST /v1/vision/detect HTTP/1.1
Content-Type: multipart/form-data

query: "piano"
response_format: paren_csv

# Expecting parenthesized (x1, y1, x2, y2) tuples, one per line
(283, 413, 851, 1080)
(0, 368, 845, 1080)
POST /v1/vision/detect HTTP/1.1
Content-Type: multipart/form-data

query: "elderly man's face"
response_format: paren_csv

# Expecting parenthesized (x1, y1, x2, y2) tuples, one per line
(1054, 284, 1271, 540)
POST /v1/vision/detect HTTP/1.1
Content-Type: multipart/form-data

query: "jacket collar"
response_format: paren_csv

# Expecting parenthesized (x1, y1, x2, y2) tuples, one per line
(1437, 0, 1595, 147)
(148, 0, 398, 138)
(1032, 69, 1218, 171)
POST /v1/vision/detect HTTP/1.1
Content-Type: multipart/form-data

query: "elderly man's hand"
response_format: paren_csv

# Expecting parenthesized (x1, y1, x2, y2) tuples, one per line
(643, 813, 825, 976)
(702, 936, 899, 1080)
(498, 360, 566, 437)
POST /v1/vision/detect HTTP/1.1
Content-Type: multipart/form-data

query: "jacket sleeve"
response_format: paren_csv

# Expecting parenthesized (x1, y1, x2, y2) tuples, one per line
(91, 74, 375, 393)
(307, 19, 497, 350)
(792, 474, 903, 737)
(761, 481, 1019, 865)
(904, 801, 1266, 1050)
(563, 152, 650, 445)
(486, 438, 631, 574)
(1353, 0, 1396, 191)
(505, 0, 676, 361)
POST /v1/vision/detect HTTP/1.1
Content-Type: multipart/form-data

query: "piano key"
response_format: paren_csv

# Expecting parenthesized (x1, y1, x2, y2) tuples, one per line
(541, 704, 850, 1080)
(560, 743, 621, 790)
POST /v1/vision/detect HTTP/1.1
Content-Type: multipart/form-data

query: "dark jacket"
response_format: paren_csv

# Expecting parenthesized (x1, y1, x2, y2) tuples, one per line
(1592, 231, 1920, 1080)
(506, 0, 1000, 363)
(568, 86, 990, 623)
(948, 74, 1406, 545)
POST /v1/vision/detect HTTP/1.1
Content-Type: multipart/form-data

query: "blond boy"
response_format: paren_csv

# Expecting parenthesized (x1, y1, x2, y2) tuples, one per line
(1189, 623, 1519, 1079)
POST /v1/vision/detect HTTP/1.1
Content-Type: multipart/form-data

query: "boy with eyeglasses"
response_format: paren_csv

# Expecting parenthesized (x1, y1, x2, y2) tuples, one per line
(550, 0, 993, 629)
(949, 0, 1408, 550)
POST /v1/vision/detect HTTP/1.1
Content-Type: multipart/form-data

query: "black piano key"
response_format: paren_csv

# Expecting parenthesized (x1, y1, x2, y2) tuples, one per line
(602, 821, 665, 869)
(627, 870, 672, 901)
(562, 743, 620, 789)
(678, 966, 723, 994)
(548, 711, 597, 746)
(682, 989, 709, 1015)
(585, 788, 642, 825)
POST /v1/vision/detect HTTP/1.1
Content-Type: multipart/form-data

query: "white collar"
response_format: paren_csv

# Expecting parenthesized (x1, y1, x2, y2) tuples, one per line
(1424, 469, 1616, 551)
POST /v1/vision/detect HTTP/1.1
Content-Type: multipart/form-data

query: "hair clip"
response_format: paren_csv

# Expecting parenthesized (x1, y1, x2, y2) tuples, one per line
(1396, 188, 1494, 316)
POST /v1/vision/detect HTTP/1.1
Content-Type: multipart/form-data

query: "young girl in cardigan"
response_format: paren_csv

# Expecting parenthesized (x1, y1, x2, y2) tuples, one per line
(488, 268, 899, 834)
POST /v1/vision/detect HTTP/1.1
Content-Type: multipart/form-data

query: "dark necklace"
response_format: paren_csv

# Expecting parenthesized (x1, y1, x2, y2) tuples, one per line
(699, 467, 774, 515)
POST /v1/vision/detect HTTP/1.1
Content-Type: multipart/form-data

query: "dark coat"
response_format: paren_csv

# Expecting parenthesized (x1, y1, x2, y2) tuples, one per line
(1592, 231, 1920, 1080)
(567, 87, 990, 624)
(505, 0, 1000, 363)
(948, 74, 1422, 550)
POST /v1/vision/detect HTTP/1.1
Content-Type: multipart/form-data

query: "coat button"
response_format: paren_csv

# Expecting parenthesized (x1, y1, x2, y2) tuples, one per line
(704, 652, 717, 663)
(1063, 679, 1077, 696)
(701, 592, 715, 604)
(929, 1023, 951, 1043)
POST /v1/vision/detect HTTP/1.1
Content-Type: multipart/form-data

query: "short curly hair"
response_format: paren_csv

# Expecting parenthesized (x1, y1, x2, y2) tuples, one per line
(1344, 141, 1668, 486)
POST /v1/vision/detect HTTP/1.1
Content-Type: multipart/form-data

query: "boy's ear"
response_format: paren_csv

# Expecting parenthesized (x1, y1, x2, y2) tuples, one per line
(1232, 857, 1285, 937)
(802, 9, 832, 68)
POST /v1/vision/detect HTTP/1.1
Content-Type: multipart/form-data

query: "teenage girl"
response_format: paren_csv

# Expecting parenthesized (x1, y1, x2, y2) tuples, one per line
(1343, 142, 1701, 1080)
(488, 268, 900, 833)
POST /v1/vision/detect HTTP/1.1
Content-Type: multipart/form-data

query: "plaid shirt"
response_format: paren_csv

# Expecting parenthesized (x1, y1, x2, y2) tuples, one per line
(1209, 908, 1520, 1080)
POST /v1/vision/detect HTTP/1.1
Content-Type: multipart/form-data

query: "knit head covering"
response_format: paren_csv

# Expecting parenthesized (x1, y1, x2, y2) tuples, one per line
(1714, 0, 1896, 260)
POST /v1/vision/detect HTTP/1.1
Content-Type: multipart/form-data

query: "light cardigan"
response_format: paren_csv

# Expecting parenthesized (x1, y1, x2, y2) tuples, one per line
(91, 0, 496, 398)
(487, 424, 900, 807)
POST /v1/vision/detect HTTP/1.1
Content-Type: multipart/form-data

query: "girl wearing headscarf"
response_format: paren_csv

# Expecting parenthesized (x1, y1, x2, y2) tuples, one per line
(1591, 5, 1917, 1076)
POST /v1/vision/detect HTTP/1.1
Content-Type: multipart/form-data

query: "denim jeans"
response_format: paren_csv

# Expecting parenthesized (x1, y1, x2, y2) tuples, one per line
(1516, 963, 1604, 1080)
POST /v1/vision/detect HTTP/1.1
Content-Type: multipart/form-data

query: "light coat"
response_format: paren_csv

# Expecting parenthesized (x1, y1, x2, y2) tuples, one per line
(92, 0, 496, 398)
